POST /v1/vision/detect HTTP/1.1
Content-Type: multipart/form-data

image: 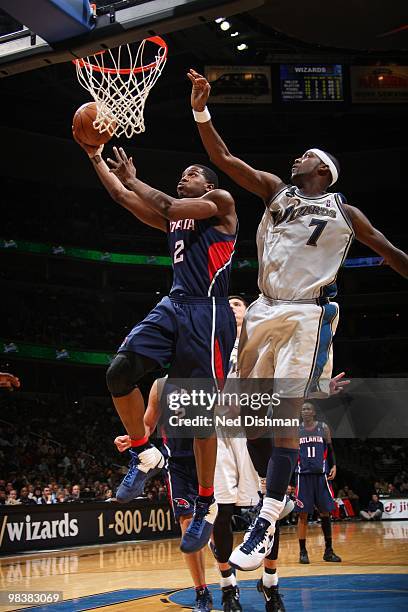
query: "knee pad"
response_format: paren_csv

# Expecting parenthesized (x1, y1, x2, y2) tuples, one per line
(106, 351, 148, 397)
(246, 437, 273, 478)
(213, 503, 235, 563)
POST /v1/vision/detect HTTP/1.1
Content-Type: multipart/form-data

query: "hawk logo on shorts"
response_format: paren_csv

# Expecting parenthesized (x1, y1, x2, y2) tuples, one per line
(295, 498, 304, 509)
(174, 498, 190, 509)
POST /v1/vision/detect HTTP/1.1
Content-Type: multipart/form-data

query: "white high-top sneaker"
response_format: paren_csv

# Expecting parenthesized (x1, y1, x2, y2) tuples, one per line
(229, 517, 275, 571)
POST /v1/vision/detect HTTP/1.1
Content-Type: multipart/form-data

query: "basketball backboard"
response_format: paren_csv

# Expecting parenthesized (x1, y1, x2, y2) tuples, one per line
(0, 0, 264, 77)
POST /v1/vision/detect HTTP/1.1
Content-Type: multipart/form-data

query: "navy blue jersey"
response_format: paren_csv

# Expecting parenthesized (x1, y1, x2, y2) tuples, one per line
(296, 421, 328, 474)
(161, 434, 194, 460)
(167, 216, 237, 297)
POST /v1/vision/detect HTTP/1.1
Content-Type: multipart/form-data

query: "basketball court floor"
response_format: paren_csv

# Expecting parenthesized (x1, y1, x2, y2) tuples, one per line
(1, 521, 407, 611)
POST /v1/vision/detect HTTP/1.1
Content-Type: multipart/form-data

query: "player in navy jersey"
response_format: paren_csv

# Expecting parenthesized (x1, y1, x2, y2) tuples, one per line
(73, 135, 237, 554)
(114, 378, 212, 612)
(295, 401, 341, 564)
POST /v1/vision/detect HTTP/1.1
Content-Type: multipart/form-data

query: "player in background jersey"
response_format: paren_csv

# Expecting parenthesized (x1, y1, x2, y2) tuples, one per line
(73, 135, 237, 554)
(114, 378, 212, 612)
(188, 68, 407, 571)
(295, 401, 340, 564)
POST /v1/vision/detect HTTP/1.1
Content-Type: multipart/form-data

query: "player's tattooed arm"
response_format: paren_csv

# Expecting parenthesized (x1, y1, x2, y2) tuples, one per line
(344, 204, 408, 278)
(188, 68, 285, 203)
(108, 147, 218, 221)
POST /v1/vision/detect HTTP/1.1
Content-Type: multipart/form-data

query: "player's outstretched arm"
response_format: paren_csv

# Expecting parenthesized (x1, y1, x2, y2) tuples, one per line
(73, 131, 166, 232)
(107, 147, 223, 221)
(344, 204, 408, 278)
(187, 69, 285, 203)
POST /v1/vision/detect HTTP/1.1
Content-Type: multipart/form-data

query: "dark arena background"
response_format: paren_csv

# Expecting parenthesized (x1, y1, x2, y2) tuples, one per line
(0, 1, 407, 610)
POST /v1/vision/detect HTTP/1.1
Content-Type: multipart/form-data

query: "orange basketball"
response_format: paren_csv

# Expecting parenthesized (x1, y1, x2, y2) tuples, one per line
(72, 102, 115, 146)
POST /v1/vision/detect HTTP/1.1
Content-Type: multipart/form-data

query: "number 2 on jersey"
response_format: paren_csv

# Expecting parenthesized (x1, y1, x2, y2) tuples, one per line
(306, 218, 328, 246)
(173, 239, 184, 263)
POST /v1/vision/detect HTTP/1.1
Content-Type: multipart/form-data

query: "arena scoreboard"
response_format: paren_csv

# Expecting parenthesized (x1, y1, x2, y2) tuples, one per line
(280, 64, 344, 101)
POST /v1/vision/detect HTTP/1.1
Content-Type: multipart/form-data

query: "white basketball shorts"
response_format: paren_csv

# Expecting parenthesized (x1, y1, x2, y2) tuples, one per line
(237, 295, 339, 398)
(214, 435, 259, 506)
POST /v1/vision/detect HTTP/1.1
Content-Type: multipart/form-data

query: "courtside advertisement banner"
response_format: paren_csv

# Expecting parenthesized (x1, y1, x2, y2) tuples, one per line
(0, 502, 178, 554)
(381, 498, 408, 520)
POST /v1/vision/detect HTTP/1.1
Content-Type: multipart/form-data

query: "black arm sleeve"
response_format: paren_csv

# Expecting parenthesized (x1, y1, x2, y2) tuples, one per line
(327, 443, 336, 469)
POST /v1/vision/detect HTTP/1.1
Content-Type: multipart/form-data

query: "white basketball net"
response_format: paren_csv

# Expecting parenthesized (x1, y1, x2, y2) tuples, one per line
(74, 37, 167, 139)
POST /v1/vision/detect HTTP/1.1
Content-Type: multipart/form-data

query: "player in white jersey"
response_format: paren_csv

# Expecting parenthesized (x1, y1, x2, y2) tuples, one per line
(188, 68, 408, 571)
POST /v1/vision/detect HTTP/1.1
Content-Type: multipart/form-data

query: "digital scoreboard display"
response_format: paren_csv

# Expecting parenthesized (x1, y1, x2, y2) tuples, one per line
(280, 64, 343, 101)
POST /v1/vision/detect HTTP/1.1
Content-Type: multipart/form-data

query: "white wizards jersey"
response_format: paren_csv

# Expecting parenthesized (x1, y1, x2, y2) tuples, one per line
(257, 186, 354, 300)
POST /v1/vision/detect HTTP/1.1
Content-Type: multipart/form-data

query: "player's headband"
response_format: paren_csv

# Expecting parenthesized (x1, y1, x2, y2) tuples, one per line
(308, 148, 338, 186)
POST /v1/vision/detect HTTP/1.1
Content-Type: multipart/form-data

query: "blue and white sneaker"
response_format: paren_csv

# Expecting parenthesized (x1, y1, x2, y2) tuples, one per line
(180, 499, 218, 553)
(193, 587, 213, 611)
(116, 445, 164, 503)
(244, 494, 294, 542)
(229, 517, 274, 571)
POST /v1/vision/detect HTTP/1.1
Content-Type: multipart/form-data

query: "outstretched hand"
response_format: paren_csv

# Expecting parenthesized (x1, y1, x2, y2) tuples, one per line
(107, 147, 136, 185)
(72, 128, 104, 158)
(0, 372, 20, 391)
(187, 68, 211, 111)
(329, 371, 350, 395)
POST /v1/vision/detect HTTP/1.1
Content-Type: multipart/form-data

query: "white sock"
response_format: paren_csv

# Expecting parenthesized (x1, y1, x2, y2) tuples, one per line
(263, 570, 278, 588)
(220, 573, 237, 588)
(259, 477, 267, 495)
(259, 497, 285, 527)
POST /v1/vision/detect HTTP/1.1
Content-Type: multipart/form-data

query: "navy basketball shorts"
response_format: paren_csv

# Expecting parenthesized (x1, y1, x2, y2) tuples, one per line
(118, 295, 236, 382)
(165, 457, 198, 521)
(294, 473, 336, 514)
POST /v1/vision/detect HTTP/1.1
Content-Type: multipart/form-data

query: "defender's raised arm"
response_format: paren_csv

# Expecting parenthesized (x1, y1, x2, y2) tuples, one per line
(188, 69, 284, 204)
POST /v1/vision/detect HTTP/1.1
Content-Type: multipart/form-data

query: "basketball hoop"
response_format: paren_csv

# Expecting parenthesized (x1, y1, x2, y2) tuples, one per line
(73, 36, 167, 138)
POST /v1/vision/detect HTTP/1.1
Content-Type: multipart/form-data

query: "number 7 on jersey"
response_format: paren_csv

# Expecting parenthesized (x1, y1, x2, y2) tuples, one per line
(306, 219, 328, 247)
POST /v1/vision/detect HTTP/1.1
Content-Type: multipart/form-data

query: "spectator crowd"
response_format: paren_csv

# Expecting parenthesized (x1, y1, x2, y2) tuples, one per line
(0, 393, 168, 507)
